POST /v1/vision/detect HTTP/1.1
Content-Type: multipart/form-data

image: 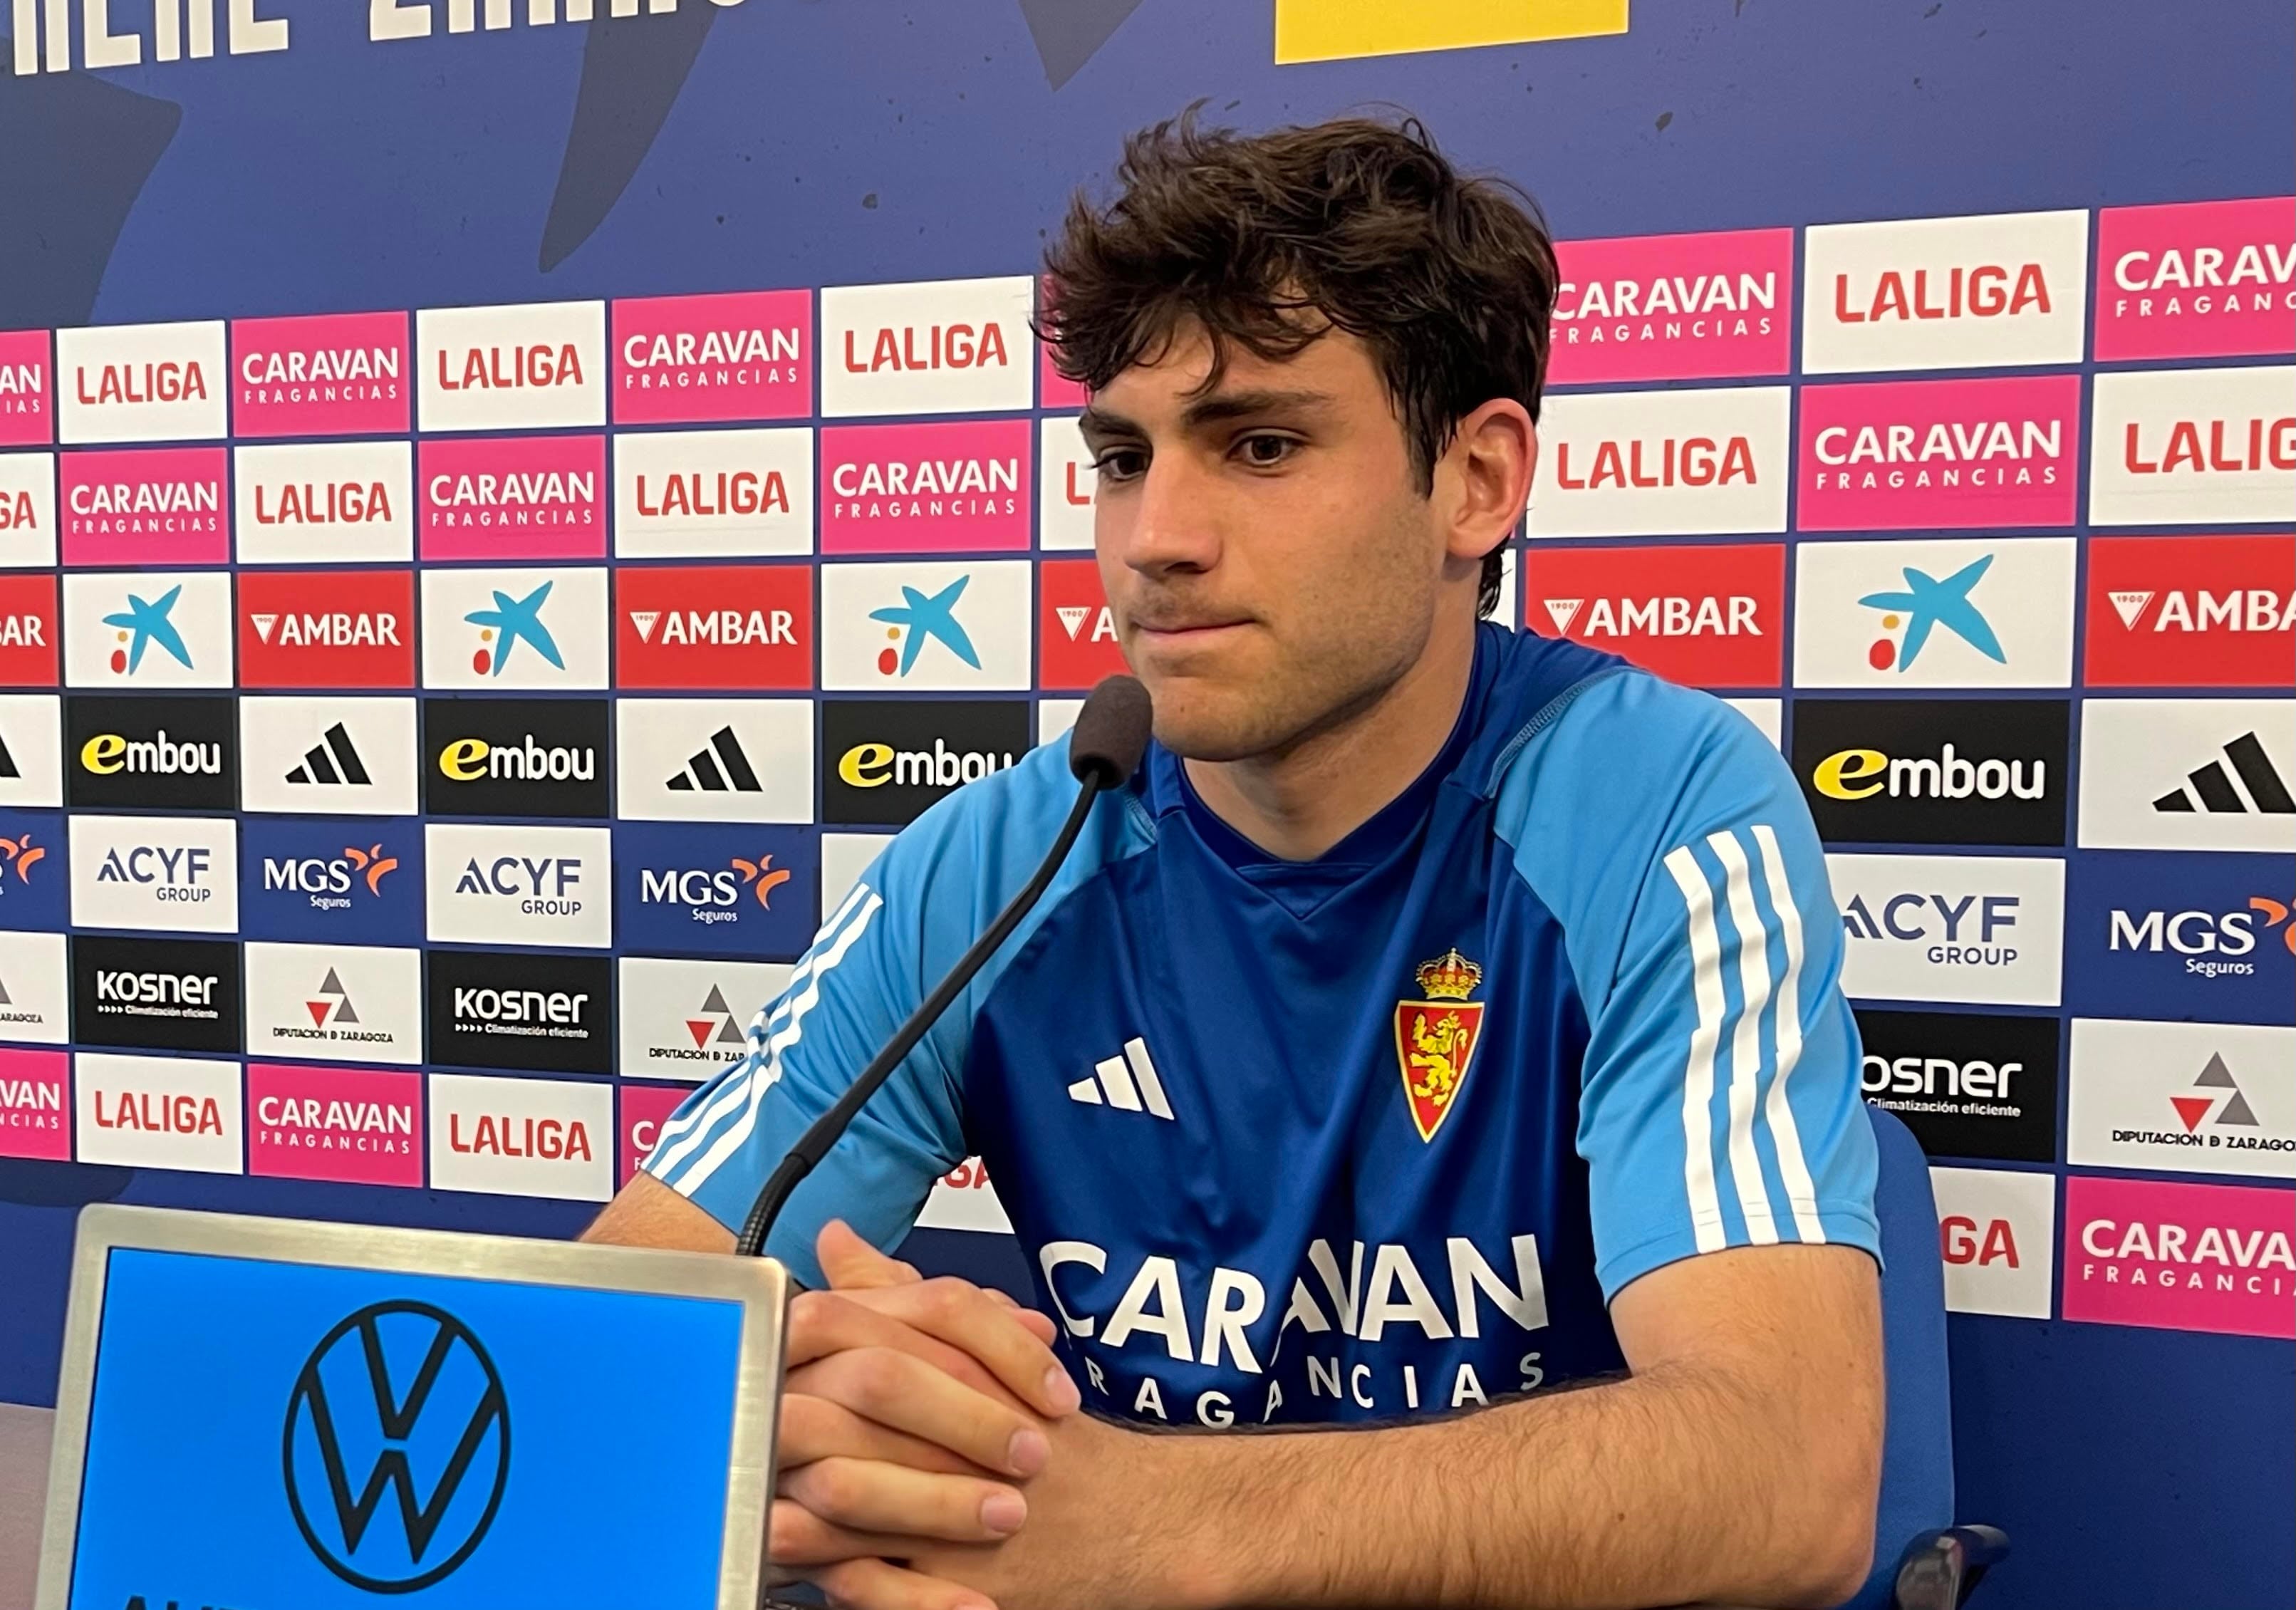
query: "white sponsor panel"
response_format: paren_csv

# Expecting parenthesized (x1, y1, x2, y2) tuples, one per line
(0, 693, 63, 807)
(612, 425, 814, 558)
(2077, 698, 2296, 854)
(1802, 210, 2089, 373)
(416, 301, 606, 432)
(0, 929, 69, 1046)
(232, 440, 415, 564)
(915, 1157, 1014, 1234)
(2089, 365, 2296, 527)
(2069, 1019, 2295, 1180)
(1829, 852, 2065, 1007)
(56, 321, 229, 444)
(239, 696, 419, 816)
(0, 452, 57, 566)
(63, 571, 233, 689)
(818, 833, 890, 923)
(821, 276, 1034, 417)
(418, 566, 608, 690)
(1792, 536, 2077, 689)
(1929, 1165, 2057, 1319)
(68, 814, 238, 935)
(243, 940, 424, 1066)
(1722, 697, 1783, 749)
(423, 822, 612, 948)
(1036, 700, 1084, 747)
(1038, 415, 1096, 550)
(428, 1071, 613, 1200)
(74, 1053, 241, 1173)
(615, 955, 791, 1082)
(613, 697, 814, 824)
(820, 560, 1032, 692)
(1527, 386, 1789, 539)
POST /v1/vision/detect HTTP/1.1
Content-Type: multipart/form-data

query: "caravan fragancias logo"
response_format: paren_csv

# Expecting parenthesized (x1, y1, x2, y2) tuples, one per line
(284, 1301, 509, 1591)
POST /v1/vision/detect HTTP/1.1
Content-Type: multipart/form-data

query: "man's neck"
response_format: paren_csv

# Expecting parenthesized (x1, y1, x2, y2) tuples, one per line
(1182, 622, 1479, 863)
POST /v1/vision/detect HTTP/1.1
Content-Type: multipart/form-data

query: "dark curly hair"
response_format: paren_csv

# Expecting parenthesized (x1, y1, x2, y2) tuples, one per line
(1039, 109, 1559, 618)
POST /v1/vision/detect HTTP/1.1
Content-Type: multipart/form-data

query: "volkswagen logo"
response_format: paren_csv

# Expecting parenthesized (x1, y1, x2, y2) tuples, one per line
(283, 1300, 511, 1592)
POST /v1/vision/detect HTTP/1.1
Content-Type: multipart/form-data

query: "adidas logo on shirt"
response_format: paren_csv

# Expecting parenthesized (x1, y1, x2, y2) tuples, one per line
(1066, 1037, 1174, 1120)
(2153, 732, 2295, 816)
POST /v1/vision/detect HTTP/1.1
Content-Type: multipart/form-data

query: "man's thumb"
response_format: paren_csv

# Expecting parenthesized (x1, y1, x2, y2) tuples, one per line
(816, 1218, 923, 1289)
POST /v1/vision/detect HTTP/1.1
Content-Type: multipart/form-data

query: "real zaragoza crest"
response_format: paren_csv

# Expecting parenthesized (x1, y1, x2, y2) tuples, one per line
(1394, 947, 1485, 1143)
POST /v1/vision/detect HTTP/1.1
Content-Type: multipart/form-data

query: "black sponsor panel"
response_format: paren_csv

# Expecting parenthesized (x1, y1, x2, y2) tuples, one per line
(821, 698, 1031, 827)
(421, 697, 610, 819)
(1793, 697, 2069, 847)
(71, 934, 243, 1053)
(1856, 1007, 2059, 1163)
(426, 948, 612, 1075)
(65, 695, 238, 811)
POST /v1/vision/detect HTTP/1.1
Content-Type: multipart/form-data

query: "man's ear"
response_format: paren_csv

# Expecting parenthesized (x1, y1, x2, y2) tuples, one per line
(1444, 398, 1537, 566)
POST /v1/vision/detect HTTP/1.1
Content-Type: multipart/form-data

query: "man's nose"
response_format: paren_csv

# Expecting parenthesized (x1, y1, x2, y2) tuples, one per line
(1117, 454, 1220, 576)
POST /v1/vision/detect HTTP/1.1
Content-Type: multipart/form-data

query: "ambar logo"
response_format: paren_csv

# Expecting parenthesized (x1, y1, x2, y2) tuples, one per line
(614, 564, 811, 690)
(612, 289, 811, 422)
(1524, 543, 1782, 688)
(2086, 534, 2295, 687)
(239, 570, 417, 689)
(1037, 557, 1130, 691)
(66, 695, 236, 810)
(0, 573, 61, 685)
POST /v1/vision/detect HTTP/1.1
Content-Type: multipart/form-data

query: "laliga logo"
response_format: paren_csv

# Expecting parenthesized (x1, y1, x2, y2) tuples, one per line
(284, 1302, 509, 1591)
(0, 833, 44, 886)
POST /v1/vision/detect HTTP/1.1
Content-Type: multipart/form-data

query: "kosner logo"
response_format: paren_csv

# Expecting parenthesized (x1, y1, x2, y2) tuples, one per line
(284, 1302, 509, 1591)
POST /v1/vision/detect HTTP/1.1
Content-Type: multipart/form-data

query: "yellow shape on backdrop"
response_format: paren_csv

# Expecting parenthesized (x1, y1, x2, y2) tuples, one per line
(1274, 0, 1629, 63)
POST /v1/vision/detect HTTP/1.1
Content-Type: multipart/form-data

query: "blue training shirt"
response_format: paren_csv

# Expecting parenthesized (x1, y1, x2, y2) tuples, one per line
(645, 623, 1881, 1430)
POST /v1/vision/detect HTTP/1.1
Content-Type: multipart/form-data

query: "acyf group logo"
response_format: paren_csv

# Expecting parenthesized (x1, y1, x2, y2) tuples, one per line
(284, 1301, 510, 1591)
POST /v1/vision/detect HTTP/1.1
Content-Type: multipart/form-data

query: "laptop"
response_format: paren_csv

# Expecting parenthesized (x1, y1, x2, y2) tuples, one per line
(35, 1203, 790, 1610)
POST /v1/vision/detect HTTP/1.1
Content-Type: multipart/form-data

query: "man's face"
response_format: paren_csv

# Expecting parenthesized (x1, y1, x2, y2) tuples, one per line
(1081, 324, 1448, 762)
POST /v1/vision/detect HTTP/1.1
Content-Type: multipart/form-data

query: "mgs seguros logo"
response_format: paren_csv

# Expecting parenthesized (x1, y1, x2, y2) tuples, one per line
(819, 419, 1032, 554)
(416, 299, 605, 433)
(2084, 534, 2295, 688)
(1527, 384, 1789, 539)
(1799, 208, 2088, 374)
(616, 820, 814, 957)
(241, 818, 420, 946)
(1792, 537, 2076, 690)
(612, 289, 811, 423)
(230, 308, 410, 438)
(237, 569, 417, 690)
(1795, 375, 2079, 533)
(611, 425, 814, 560)
(233, 440, 415, 565)
(284, 1300, 509, 1591)
(1792, 697, 2069, 848)
(1856, 1007, 2059, 1164)
(56, 318, 227, 445)
(421, 697, 608, 820)
(0, 329, 53, 448)
(1548, 226, 1793, 386)
(614, 563, 811, 690)
(822, 698, 1029, 827)
(419, 433, 606, 561)
(427, 947, 613, 1077)
(2070, 849, 2293, 1027)
(69, 933, 241, 1054)
(2094, 196, 2295, 363)
(66, 695, 236, 811)
(820, 275, 1034, 417)
(1523, 542, 1782, 688)
(57, 446, 229, 566)
(0, 814, 67, 934)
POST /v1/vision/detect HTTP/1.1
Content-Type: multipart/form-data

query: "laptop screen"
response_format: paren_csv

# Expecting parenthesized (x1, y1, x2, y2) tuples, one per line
(67, 1246, 746, 1607)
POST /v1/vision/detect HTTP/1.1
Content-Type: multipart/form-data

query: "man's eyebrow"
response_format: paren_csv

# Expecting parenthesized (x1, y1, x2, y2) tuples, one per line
(1076, 404, 1139, 440)
(1180, 388, 1337, 428)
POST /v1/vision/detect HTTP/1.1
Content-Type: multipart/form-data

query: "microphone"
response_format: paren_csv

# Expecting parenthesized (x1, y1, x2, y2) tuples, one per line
(733, 673, 1153, 1259)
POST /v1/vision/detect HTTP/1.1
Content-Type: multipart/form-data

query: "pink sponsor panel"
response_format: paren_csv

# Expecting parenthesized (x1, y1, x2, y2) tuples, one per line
(1039, 337, 1089, 407)
(2062, 1175, 2295, 1340)
(819, 418, 1032, 553)
(58, 446, 230, 564)
(1549, 227, 1794, 385)
(229, 311, 411, 438)
(0, 1049, 70, 1162)
(0, 329, 53, 448)
(2094, 197, 2296, 362)
(247, 1062, 424, 1188)
(611, 289, 813, 423)
(1796, 373, 2080, 531)
(618, 1081, 689, 1187)
(418, 433, 606, 559)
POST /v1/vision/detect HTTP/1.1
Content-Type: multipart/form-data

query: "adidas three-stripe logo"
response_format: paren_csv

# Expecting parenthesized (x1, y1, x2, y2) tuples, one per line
(667, 726, 764, 794)
(285, 722, 370, 786)
(2153, 732, 2295, 816)
(1067, 1037, 1173, 1120)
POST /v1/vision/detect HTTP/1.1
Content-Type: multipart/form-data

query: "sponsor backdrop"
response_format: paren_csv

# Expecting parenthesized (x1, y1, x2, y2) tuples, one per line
(0, 3, 2290, 1602)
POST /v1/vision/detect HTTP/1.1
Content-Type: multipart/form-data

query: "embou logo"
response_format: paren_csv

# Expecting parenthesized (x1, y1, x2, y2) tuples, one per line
(284, 1301, 509, 1591)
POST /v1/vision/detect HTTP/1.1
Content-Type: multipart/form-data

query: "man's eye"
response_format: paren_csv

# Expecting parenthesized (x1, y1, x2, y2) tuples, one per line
(1237, 434, 1298, 467)
(1094, 450, 1146, 481)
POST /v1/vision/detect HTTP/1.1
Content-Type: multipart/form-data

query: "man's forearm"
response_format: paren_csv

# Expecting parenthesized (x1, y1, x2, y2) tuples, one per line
(1137, 1358, 1876, 1610)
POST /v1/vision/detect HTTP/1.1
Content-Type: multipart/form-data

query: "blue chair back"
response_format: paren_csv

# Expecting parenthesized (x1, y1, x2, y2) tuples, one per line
(1843, 1103, 1957, 1610)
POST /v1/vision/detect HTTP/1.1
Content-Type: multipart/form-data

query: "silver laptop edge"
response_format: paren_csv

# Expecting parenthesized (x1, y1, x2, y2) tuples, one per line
(36, 1203, 790, 1610)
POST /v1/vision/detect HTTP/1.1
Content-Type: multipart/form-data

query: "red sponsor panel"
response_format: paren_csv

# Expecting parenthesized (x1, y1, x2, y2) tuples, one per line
(1797, 375, 2079, 531)
(819, 419, 1032, 553)
(0, 573, 61, 685)
(2062, 1174, 2295, 1339)
(1523, 543, 1784, 687)
(612, 289, 811, 423)
(0, 331, 53, 448)
(419, 435, 605, 560)
(237, 569, 417, 688)
(248, 1062, 423, 1187)
(615, 564, 813, 690)
(1037, 559, 1129, 690)
(2086, 534, 2296, 687)
(1549, 228, 1794, 385)
(2095, 197, 2296, 363)
(58, 447, 229, 565)
(0, 1049, 69, 1161)
(229, 311, 411, 438)
(617, 1081, 688, 1187)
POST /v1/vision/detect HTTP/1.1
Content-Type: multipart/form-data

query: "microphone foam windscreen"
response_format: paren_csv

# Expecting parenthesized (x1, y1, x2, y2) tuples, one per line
(1068, 674, 1153, 788)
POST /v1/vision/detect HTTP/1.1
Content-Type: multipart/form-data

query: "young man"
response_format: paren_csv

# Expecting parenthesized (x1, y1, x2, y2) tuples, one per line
(588, 115, 1897, 1610)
